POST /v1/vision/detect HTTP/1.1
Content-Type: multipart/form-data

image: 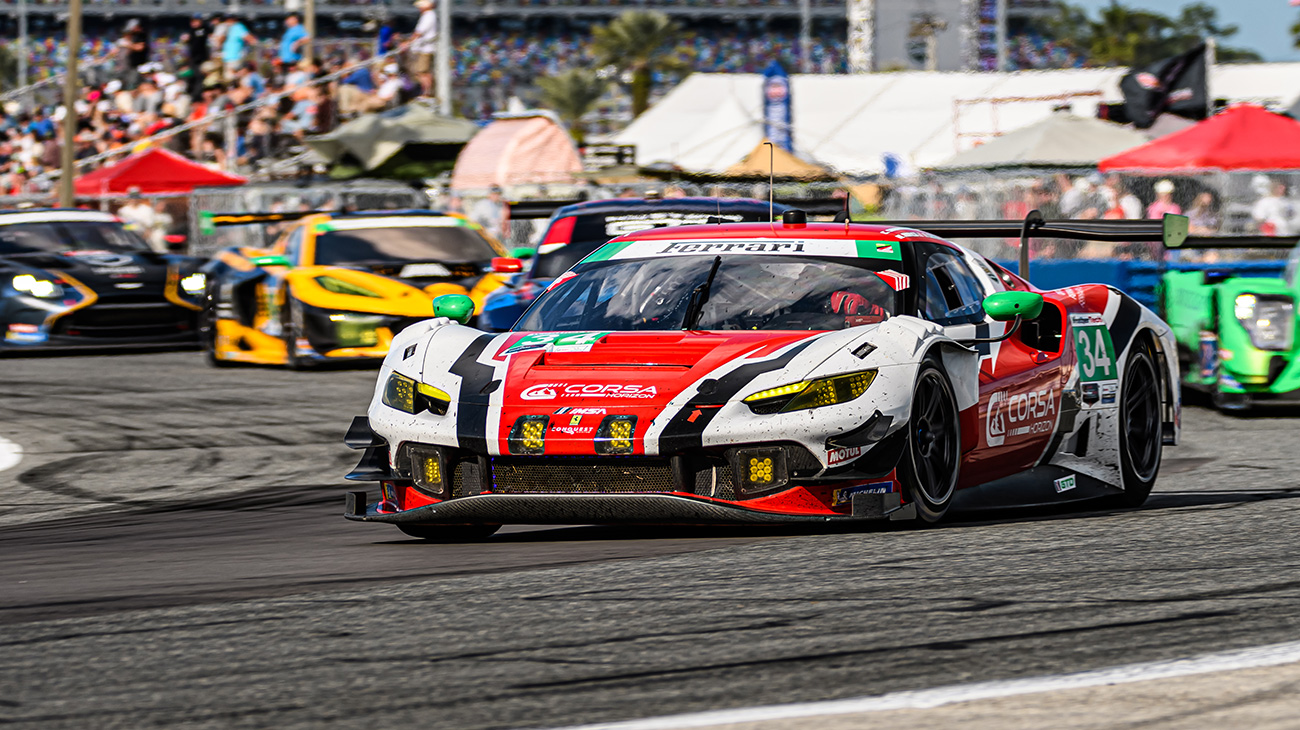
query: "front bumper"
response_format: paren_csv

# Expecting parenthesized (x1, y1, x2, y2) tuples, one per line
(345, 490, 914, 525)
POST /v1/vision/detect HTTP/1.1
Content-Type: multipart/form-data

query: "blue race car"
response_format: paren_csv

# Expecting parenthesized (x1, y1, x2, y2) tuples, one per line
(479, 197, 790, 331)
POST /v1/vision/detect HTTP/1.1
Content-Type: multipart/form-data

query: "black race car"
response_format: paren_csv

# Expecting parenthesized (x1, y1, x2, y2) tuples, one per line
(0, 209, 205, 351)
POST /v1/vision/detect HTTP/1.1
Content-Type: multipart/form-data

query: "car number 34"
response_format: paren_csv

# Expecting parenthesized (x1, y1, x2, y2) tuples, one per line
(1074, 325, 1116, 382)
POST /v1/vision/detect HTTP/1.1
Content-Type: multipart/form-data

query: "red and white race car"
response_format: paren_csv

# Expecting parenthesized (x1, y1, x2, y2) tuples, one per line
(344, 212, 1182, 540)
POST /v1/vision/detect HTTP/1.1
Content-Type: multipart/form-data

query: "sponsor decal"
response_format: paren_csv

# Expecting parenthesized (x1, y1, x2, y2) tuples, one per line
(4, 323, 46, 343)
(505, 331, 610, 355)
(603, 212, 742, 237)
(657, 241, 807, 255)
(1069, 312, 1106, 327)
(881, 227, 928, 240)
(1053, 474, 1077, 493)
(827, 445, 865, 466)
(986, 386, 1057, 446)
(114, 282, 144, 289)
(521, 383, 658, 401)
(549, 425, 595, 436)
(403, 344, 417, 360)
(1100, 382, 1118, 405)
(1198, 331, 1218, 380)
(1081, 383, 1100, 405)
(875, 269, 910, 291)
(832, 481, 894, 506)
(64, 251, 134, 268)
(400, 263, 452, 278)
(553, 407, 607, 416)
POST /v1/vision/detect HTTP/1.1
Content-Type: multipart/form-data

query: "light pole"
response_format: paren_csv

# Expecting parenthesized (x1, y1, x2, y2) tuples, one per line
(304, 0, 316, 65)
(799, 0, 812, 74)
(437, 0, 452, 115)
(58, 0, 83, 207)
(17, 0, 28, 99)
(995, 0, 1008, 72)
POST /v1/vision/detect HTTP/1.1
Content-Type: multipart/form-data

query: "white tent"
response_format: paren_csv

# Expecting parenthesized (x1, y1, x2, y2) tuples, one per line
(615, 64, 1300, 176)
(930, 113, 1150, 171)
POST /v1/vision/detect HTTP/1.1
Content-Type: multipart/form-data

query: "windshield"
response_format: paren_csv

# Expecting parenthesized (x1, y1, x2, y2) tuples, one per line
(313, 225, 498, 266)
(0, 221, 150, 256)
(516, 255, 900, 332)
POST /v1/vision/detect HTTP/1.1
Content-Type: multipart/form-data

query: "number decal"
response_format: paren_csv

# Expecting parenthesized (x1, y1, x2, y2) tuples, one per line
(1074, 324, 1117, 383)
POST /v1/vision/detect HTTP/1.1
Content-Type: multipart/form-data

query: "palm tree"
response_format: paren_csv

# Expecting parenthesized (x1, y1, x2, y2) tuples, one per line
(592, 10, 686, 118)
(538, 69, 607, 145)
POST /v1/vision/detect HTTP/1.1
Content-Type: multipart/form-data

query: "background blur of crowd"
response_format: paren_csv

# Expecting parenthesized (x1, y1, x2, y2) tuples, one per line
(882, 171, 1300, 262)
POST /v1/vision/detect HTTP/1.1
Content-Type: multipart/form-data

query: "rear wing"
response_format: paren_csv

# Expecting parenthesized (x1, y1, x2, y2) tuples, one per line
(857, 212, 1295, 278)
(507, 197, 847, 220)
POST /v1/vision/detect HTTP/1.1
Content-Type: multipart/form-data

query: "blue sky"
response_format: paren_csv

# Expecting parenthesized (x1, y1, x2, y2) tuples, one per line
(1072, 0, 1300, 61)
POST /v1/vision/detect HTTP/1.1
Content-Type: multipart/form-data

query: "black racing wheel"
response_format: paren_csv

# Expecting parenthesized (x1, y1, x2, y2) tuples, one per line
(200, 286, 231, 368)
(1117, 339, 1164, 507)
(396, 524, 501, 542)
(281, 295, 312, 371)
(901, 359, 961, 523)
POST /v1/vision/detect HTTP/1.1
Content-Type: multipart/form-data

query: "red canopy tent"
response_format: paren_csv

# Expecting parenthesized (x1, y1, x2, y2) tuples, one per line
(1099, 104, 1300, 173)
(74, 147, 247, 197)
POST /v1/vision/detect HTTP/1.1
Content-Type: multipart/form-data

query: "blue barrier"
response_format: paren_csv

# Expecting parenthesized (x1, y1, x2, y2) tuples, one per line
(993, 259, 1288, 309)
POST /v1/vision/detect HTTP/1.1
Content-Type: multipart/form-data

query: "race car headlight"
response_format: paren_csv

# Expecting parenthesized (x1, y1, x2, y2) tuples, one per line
(594, 415, 637, 455)
(329, 313, 384, 347)
(382, 373, 451, 416)
(508, 415, 549, 455)
(1234, 294, 1294, 351)
(405, 444, 447, 498)
(180, 272, 206, 296)
(743, 370, 877, 414)
(12, 274, 63, 299)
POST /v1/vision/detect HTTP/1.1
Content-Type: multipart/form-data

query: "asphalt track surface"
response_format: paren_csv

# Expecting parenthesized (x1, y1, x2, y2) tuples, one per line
(2, 351, 1299, 728)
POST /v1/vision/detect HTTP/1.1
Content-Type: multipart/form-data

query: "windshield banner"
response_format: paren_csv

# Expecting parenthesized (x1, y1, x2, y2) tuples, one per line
(594, 238, 901, 262)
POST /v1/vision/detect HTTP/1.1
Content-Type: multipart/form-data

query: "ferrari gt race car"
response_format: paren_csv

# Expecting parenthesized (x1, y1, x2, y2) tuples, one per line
(200, 209, 514, 368)
(345, 211, 1185, 539)
(0, 208, 204, 351)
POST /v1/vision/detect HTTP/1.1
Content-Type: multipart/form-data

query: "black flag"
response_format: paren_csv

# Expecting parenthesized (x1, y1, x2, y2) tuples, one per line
(1120, 44, 1209, 129)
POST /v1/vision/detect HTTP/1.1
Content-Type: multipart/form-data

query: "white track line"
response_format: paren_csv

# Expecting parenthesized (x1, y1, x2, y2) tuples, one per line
(0, 436, 22, 473)
(540, 640, 1300, 730)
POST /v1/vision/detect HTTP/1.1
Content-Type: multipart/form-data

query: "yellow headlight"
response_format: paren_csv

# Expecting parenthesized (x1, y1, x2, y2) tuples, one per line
(744, 370, 877, 414)
(382, 372, 417, 413)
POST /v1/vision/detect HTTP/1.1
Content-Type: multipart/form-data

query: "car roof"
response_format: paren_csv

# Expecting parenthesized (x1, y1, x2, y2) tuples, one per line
(552, 197, 792, 218)
(0, 208, 120, 226)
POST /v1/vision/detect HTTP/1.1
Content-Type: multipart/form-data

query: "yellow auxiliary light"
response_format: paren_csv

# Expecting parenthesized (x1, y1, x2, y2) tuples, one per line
(405, 444, 447, 498)
(509, 415, 549, 455)
(595, 415, 638, 455)
(743, 370, 877, 414)
(749, 457, 774, 485)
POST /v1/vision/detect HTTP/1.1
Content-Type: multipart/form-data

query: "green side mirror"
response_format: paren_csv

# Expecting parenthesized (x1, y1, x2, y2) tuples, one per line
(983, 291, 1043, 322)
(433, 293, 475, 325)
(250, 254, 293, 268)
(509, 246, 534, 260)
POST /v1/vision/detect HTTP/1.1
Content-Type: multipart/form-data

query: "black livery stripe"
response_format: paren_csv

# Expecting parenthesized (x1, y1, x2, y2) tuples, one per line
(658, 340, 815, 453)
(1037, 385, 1082, 467)
(1107, 291, 1144, 357)
(449, 334, 498, 454)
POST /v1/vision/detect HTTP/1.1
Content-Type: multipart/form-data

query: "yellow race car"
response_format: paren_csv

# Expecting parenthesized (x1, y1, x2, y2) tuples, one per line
(199, 209, 521, 368)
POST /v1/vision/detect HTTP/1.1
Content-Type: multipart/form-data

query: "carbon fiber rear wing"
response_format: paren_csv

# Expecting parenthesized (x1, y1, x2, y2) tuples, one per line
(856, 212, 1297, 278)
(507, 197, 847, 220)
(204, 211, 319, 228)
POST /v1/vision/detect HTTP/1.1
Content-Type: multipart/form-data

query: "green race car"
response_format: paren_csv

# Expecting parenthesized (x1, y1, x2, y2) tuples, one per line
(1161, 237, 1298, 410)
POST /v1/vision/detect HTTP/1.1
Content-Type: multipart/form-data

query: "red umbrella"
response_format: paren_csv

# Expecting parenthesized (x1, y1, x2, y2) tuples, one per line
(74, 147, 247, 197)
(1099, 104, 1300, 173)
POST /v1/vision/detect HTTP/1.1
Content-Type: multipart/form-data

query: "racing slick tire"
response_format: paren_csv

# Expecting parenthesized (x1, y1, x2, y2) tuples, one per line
(1117, 339, 1163, 507)
(396, 524, 501, 542)
(900, 359, 961, 523)
(200, 287, 231, 368)
(282, 296, 313, 371)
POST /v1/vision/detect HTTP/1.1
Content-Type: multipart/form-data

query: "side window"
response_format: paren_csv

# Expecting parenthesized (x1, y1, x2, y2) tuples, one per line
(282, 227, 305, 265)
(916, 246, 986, 326)
(1285, 245, 1300, 287)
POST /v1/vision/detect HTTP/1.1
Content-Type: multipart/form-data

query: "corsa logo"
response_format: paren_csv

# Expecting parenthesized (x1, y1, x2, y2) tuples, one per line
(521, 383, 659, 401)
(986, 387, 1058, 447)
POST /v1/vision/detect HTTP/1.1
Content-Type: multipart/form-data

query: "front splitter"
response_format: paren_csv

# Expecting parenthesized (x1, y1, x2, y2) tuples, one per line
(345, 491, 914, 526)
